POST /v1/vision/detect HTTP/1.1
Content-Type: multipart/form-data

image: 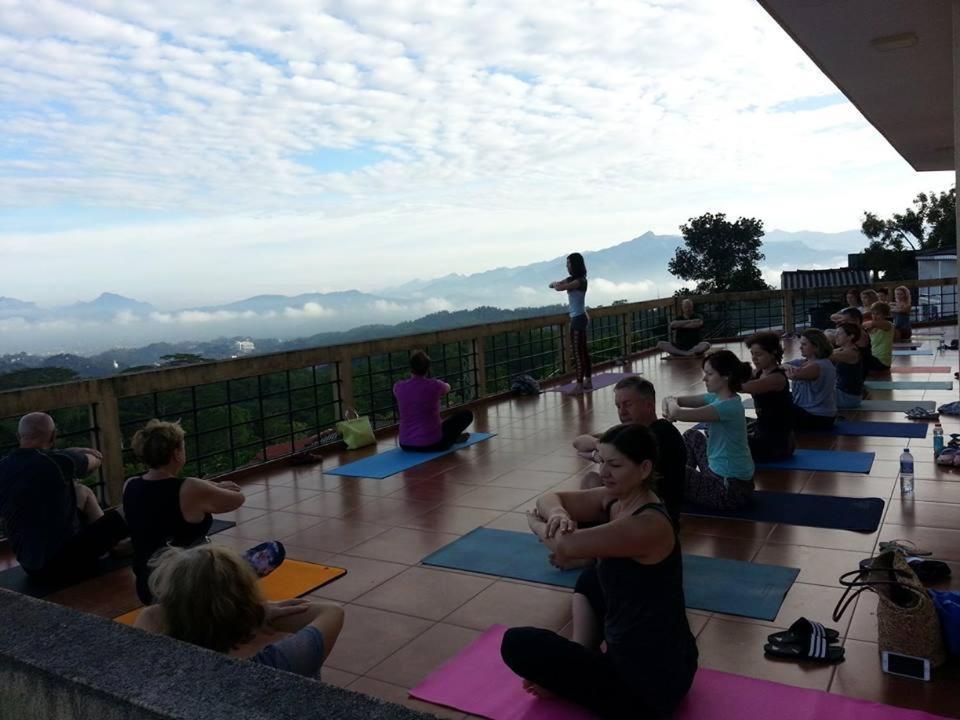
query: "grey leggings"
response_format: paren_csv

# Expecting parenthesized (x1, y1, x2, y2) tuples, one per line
(682, 428, 753, 510)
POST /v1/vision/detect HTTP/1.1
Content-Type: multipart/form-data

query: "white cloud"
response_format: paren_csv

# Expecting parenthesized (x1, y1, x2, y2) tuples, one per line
(282, 302, 334, 318)
(371, 299, 404, 312)
(420, 297, 453, 312)
(113, 310, 138, 324)
(590, 278, 658, 301)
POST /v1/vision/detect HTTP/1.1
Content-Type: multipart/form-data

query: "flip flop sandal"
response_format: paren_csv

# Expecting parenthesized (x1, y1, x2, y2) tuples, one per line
(938, 401, 960, 416)
(767, 617, 839, 646)
(905, 406, 940, 420)
(878, 539, 932, 557)
(906, 558, 953, 584)
(764, 640, 845, 664)
(937, 447, 960, 467)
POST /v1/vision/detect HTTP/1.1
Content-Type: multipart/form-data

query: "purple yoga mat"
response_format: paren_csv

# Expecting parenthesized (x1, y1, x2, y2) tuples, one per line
(410, 625, 950, 720)
(549, 372, 636, 394)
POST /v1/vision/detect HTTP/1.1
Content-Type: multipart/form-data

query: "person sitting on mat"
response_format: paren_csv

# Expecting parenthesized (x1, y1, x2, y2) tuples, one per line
(394, 350, 474, 452)
(741, 332, 795, 462)
(663, 350, 755, 510)
(832, 322, 865, 409)
(0, 412, 129, 586)
(859, 288, 879, 313)
(501, 424, 698, 720)
(784, 329, 837, 431)
(861, 302, 894, 373)
(892, 285, 912, 342)
(572, 376, 686, 524)
(123, 419, 281, 605)
(549, 252, 593, 395)
(829, 288, 863, 325)
(656, 298, 711, 357)
(135, 544, 344, 679)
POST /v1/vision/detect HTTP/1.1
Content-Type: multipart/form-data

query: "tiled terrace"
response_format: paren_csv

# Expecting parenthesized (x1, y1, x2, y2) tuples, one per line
(4, 334, 960, 719)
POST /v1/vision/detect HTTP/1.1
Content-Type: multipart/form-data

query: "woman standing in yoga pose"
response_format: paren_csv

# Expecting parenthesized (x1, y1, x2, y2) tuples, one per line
(663, 350, 755, 510)
(784, 329, 837, 430)
(501, 424, 697, 719)
(741, 333, 795, 462)
(549, 253, 592, 395)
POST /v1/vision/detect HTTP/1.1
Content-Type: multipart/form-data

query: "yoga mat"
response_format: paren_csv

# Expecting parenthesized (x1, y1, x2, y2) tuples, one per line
(0, 519, 236, 598)
(683, 491, 884, 532)
(549, 373, 635, 393)
(697, 420, 927, 439)
(114, 559, 346, 625)
(743, 398, 936, 412)
(893, 349, 934, 356)
(864, 380, 953, 390)
(889, 366, 951, 374)
(410, 625, 951, 720)
(757, 448, 874, 473)
(326, 432, 495, 479)
(422, 528, 798, 620)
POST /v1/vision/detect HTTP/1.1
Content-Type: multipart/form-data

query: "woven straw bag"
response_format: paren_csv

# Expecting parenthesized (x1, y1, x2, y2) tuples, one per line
(833, 550, 946, 667)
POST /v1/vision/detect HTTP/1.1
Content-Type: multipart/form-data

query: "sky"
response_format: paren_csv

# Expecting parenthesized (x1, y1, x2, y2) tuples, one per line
(0, 0, 953, 308)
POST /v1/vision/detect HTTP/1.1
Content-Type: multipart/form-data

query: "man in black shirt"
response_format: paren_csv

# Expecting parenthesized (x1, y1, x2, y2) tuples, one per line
(572, 377, 687, 524)
(0, 412, 128, 585)
(656, 298, 711, 357)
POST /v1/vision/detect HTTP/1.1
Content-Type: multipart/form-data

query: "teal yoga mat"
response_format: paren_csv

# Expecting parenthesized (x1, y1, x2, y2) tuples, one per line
(327, 432, 495, 479)
(743, 398, 935, 412)
(422, 528, 799, 620)
(893, 349, 934, 356)
(864, 380, 953, 390)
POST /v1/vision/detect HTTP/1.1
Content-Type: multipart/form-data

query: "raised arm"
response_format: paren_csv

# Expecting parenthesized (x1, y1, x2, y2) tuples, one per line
(547, 512, 674, 565)
(741, 372, 786, 395)
(536, 488, 611, 530)
(549, 278, 583, 292)
(784, 361, 820, 381)
(182, 477, 245, 515)
(830, 346, 860, 365)
(572, 433, 600, 459)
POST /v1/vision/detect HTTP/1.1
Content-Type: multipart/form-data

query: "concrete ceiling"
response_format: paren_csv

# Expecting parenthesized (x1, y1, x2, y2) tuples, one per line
(758, 0, 954, 172)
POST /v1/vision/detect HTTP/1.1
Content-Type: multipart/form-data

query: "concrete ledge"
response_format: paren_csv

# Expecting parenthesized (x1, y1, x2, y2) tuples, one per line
(0, 590, 437, 720)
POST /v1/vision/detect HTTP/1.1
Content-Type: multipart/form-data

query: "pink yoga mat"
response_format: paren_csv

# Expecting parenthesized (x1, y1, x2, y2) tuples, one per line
(410, 625, 949, 720)
(550, 372, 636, 394)
(887, 366, 951, 374)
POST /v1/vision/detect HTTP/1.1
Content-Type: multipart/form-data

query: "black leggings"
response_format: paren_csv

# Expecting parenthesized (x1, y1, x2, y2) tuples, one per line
(747, 422, 795, 462)
(792, 406, 835, 432)
(570, 315, 592, 383)
(399, 409, 474, 452)
(27, 509, 129, 586)
(865, 354, 890, 373)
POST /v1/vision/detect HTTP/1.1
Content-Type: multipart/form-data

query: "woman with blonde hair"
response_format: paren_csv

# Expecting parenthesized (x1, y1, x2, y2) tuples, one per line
(892, 286, 913, 341)
(123, 419, 281, 604)
(135, 544, 344, 677)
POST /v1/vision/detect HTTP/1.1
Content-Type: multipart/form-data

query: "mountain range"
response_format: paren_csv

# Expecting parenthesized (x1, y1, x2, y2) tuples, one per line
(0, 229, 870, 355)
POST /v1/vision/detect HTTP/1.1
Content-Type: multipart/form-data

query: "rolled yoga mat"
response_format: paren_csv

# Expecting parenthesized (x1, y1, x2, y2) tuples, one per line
(549, 372, 637, 393)
(756, 448, 874, 473)
(422, 528, 799, 621)
(864, 380, 953, 390)
(326, 432, 495, 479)
(410, 625, 952, 720)
(115, 559, 346, 624)
(683, 491, 884, 532)
(0, 519, 236, 598)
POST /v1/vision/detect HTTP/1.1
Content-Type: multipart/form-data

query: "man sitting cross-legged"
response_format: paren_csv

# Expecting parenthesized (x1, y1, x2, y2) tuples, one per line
(572, 377, 686, 525)
(0, 412, 129, 585)
(656, 298, 711, 357)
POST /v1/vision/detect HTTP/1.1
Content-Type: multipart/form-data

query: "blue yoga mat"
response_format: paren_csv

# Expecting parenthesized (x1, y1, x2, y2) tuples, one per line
(829, 420, 928, 439)
(326, 432, 496, 479)
(893, 349, 934, 356)
(422, 528, 799, 621)
(683, 491, 884, 532)
(864, 380, 953, 390)
(758, 448, 874, 473)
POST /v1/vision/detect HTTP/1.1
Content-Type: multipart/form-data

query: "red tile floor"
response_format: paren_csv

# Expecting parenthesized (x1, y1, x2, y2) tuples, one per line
(3, 336, 960, 719)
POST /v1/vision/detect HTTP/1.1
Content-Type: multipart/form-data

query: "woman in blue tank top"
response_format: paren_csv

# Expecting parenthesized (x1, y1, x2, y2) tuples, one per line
(501, 424, 698, 719)
(549, 252, 592, 394)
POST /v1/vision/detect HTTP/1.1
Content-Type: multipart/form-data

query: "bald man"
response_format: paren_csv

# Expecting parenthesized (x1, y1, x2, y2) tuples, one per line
(0, 412, 128, 585)
(656, 298, 711, 357)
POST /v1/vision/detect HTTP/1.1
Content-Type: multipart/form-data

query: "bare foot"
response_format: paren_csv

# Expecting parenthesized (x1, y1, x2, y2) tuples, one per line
(522, 679, 557, 700)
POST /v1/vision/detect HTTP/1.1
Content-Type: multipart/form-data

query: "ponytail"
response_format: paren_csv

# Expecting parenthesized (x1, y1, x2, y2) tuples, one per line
(703, 350, 752, 392)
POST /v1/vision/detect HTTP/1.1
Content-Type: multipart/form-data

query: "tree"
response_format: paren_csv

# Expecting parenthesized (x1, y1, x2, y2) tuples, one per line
(159, 353, 209, 366)
(668, 212, 769, 294)
(860, 188, 956, 281)
(0, 367, 80, 391)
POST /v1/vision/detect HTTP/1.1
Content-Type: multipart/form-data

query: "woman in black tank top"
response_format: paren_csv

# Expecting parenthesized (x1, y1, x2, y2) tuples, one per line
(742, 332, 795, 462)
(122, 420, 246, 603)
(501, 424, 697, 719)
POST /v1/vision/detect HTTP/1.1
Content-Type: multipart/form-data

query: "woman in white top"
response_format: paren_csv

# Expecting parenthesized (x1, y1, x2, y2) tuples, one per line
(550, 253, 592, 395)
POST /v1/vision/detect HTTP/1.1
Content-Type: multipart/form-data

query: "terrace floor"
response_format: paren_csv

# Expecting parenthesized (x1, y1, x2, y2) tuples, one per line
(4, 332, 960, 719)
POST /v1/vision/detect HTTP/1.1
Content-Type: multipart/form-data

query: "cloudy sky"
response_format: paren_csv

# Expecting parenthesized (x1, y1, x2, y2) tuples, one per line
(0, 0, 952, 308)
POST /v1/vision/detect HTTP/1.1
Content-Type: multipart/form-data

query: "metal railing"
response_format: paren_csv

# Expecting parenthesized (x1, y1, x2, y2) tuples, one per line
(1, 277, 955, 504)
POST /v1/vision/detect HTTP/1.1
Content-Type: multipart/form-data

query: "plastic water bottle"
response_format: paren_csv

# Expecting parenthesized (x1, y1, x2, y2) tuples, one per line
(933, 424, 944, 458)
(899, 448, 914, 497)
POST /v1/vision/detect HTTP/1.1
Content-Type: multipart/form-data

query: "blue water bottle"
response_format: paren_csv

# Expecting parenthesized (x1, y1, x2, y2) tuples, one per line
(933, 424, 944, 459)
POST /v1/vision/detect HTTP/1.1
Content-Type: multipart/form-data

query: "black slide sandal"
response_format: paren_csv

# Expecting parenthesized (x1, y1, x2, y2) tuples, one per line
(767, 617, 839, 646)
(764, 640, 845, 664)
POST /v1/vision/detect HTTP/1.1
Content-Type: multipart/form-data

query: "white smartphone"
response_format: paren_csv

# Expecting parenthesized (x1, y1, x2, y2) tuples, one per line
(881, 651, 932, 681)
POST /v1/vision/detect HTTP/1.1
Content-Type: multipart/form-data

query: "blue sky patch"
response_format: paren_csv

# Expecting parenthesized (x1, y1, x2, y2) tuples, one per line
(294, 145, 388, 174)
(773, 93, 847, 113)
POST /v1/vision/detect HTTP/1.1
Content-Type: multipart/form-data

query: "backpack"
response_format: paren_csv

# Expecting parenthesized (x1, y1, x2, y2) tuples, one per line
(511, 375, 541, 396)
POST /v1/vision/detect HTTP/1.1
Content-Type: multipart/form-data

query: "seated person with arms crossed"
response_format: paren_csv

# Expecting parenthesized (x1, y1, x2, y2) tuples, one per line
(122, 419, 276, 605)
(572, 376, 686, 524)
(135, 544, 344, 679)
(663, 351, 755, 510)
(862, 302, 895, 373)
(394, 350, 474, 452)
(656, 298, 711, 357)
(0, 412, 129, 585)
(784, 329, 838, 431)
(741, 332, 795, 462)
(832, 323, 865, 409)
(501, 424, 698, 720)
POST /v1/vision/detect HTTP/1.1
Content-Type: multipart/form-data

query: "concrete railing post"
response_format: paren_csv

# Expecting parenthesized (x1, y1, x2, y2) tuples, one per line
(94, 385, 126, 506)
(336, 352, 355, 416)
(783, 288, 796, 333)
(472, 337, 487, 399)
